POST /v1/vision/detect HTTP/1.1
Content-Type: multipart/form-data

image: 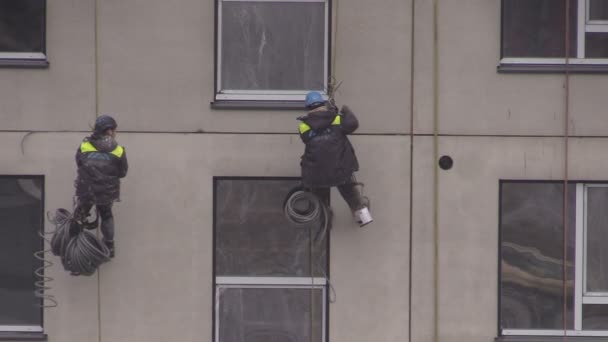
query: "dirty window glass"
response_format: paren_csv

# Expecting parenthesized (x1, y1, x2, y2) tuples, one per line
(218, 288, 323, 342)
(585, 187, 608, 293)
(502, 0, 577, 58)
(218, 1, 326, 93)
(0, 0, 45, 53)
(0, 177, 43, 327)
(499, 182, 575, 330)
(214, 179, 328, 277)
(589, 0, 608, 20)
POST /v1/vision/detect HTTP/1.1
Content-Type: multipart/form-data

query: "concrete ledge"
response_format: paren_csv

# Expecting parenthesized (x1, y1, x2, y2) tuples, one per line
(497, 336, 608, 342)
(0, 59, 49, 69)
(210, 100, 305, 111)
(497, 63, 608, 74)
(0, 332, 47, 341)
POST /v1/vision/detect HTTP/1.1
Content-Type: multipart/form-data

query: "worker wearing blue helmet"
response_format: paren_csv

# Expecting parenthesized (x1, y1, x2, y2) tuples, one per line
(297, 91, 373, 226)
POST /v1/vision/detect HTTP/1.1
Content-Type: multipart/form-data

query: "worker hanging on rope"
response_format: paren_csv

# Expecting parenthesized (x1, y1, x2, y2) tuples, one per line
(297, 91, 373, 227)
(71, 115, 128, 258)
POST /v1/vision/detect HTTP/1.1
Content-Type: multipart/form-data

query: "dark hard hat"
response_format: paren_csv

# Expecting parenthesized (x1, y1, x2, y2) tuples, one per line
(94, 115, 117, 133)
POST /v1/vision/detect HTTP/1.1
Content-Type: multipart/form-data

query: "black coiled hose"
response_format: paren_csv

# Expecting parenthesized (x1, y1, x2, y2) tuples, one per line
(283, 189, 330, 243)
(48, 208, 110, 276)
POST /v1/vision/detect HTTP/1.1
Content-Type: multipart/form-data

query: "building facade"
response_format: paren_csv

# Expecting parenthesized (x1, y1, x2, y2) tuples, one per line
(1, 1, 608, 342)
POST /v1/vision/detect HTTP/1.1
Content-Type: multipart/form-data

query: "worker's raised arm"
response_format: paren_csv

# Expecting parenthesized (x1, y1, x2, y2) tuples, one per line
(340, 105, 359, 135)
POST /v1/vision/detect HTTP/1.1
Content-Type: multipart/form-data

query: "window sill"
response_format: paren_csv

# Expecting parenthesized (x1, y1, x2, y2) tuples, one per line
(0, 59, 49, 69)
(0, 332, 47, 341)
(497, 63, 608, 74)
(210, 100, 306, 110)
(497, 336, 608, 342)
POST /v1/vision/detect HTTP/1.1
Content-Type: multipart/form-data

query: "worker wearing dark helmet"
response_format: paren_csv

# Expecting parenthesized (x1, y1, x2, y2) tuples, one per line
(297, 91, 373, 226)
(72, 115, 128, 257)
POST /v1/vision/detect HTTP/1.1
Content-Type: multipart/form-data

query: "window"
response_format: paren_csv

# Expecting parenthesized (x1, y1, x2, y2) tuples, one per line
(215, 0, 329, 103)
(0, 0, 47, 67)
(500, 0, 608, 71)
(499, 181, 608, 337)
(214, 178, 328, 342)
(0, 176, 44, 333)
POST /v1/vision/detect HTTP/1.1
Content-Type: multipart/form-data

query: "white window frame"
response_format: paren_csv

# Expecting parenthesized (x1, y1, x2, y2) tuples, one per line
(501, 0, 608, 65)
(503, 183, 608, 336)
(215, 0, 329, 101)
(214, 277, 327, 342)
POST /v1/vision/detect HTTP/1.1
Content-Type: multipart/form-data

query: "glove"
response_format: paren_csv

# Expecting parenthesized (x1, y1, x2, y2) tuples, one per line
(340, 105, 354, 116)
(68, 220, 83, 238)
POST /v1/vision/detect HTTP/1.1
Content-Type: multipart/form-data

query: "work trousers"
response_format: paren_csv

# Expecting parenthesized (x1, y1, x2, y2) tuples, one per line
(74, 202, 115, 243)
(311, 179, 366, 212)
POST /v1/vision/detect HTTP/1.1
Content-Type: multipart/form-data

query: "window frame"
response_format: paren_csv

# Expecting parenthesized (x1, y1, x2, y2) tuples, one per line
(498, 0, 608, 72)
(213, 0, 331, 104)
(499, 180, 608, 337)
(0, 175, 45, 335)
(212, 177, 330, 342)
(0, 1, 49, 68)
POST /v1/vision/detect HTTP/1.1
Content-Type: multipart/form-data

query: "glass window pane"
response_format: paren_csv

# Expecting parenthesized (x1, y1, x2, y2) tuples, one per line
(0, 0, 45, 53)
(589, 0, 608, 21)
(218, 287, 323, 342)
(502, 0, 577, 58)
(220, 1, 325, 91)
(215, 179, 328, 277)
(585, 33, 608, 58)
(0, 178, 43, 326)
(500, 182, 575, 330)
(585, 187, 608, 292)
(583, 304, 608, 330)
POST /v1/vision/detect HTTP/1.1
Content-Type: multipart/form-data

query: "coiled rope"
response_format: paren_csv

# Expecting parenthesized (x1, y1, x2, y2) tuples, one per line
(283, 188, 336, 303)
(34, 228, 58, 308)
(48, 208, 110, 276)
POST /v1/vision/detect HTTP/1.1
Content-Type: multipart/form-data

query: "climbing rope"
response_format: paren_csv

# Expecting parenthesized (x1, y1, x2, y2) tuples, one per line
(48, 208, 110, 276)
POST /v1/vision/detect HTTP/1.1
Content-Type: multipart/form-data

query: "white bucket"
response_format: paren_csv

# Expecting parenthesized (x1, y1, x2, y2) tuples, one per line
(355, 207, 373, 227)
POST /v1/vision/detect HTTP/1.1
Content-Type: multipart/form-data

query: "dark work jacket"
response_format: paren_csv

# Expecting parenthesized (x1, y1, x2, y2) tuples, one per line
(75, 135, 128, 205)
(298, 105, 359, 188)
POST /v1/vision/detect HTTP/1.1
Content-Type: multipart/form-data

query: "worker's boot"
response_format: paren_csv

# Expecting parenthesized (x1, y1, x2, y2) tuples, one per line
(104, 240, 115, 258)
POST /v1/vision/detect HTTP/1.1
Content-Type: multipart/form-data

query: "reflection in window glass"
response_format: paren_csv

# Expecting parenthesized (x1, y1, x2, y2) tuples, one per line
(215, 179, 328, 277)
(502, 0, 577, 58)
(585, 187, 608, 292)
(589, 0, 608, 21)
(583, 305, 608, 330)
(500, 182, 575, 330)
(0, 0, 45, 53)
(0, 177, 43, 327)
(218, 288, 323, 342)
(220, 1, 325, 91)
(585, 33, 608, 58)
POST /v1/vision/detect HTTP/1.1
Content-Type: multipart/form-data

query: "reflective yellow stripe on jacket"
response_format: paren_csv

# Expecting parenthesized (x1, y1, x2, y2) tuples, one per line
(80, 141, 124, 158)
(299, 115, 341, 134)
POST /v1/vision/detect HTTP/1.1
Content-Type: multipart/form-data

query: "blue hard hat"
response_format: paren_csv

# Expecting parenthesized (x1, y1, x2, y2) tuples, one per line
(305, 91, 325, 108)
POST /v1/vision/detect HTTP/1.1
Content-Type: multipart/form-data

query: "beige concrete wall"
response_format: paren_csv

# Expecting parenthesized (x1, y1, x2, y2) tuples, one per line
(413, 0, 608, 136)
(0, 0, 96, 131)
(411, 136, 608, 342)
(2, 132, 410, 342)
(96, 0, 412, 134)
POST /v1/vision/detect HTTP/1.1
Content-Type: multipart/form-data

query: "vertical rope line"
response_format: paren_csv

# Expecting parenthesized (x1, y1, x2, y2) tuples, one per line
(432, 1, 440, 342)
(331, 0, 339, 83)
(309, 219, 314, 342)
(562, 0, 571, 339)
(94, 0, 100, 119)
(408, 0, 416, 342)
(94, 2, 102, 342)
